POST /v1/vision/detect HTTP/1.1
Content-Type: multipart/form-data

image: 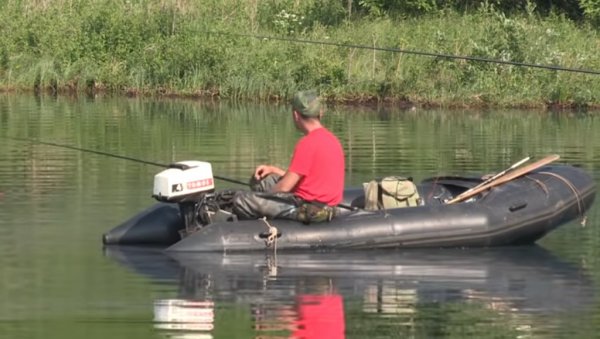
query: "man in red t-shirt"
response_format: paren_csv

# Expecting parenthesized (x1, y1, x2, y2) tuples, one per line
(232, 90, 345, 222)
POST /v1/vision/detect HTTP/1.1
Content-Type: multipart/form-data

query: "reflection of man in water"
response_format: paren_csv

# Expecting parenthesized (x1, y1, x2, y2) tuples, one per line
(293, 294, 345, 339)
(253, 277, 345, 339)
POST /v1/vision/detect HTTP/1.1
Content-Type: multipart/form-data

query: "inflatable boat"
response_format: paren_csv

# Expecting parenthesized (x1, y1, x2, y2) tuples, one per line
(102, 158, 596, 252)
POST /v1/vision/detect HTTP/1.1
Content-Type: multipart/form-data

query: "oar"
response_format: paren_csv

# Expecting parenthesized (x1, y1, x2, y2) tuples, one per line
(447, 156, 530, 204)
(2, 136, 249, 186)
(446, 154, 560, 204)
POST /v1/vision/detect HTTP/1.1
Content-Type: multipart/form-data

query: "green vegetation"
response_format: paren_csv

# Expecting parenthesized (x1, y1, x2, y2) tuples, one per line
(0, 0, 599, 109)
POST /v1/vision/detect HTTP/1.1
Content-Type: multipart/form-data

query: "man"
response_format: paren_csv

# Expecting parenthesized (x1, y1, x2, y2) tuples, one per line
(232, 90, 345, 223)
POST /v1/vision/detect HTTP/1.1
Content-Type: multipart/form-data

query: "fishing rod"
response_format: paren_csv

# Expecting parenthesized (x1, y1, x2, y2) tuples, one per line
(213, 32, 600, 76)
(3, 136, 249, 186)
(5, 135, 358, 211)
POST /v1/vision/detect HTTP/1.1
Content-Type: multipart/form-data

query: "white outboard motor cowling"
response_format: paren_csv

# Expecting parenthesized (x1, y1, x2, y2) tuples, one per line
(152, 161, 215, 203)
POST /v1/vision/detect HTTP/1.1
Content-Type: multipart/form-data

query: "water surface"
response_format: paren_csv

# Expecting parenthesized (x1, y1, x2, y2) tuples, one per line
(0, 94, 598, 338)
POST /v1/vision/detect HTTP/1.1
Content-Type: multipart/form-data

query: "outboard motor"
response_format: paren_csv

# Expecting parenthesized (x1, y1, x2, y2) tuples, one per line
(152, 161, 221, 234)
(153, 161, 215, 203)
(102, 161, 237, 246)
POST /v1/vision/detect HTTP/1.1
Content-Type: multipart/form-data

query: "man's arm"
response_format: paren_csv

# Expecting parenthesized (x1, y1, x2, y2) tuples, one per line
(272, 171, 302, 193)
(254, 164, 301, 192)
(255, 165, 286, 179)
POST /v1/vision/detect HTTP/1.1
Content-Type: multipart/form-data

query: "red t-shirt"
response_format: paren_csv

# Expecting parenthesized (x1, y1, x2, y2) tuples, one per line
(288, 127, 345, 206)
(292, 294, 345, 339)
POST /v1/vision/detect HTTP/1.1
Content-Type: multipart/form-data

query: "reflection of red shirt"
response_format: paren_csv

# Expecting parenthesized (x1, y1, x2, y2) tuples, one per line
(288, 128, 345, 206)
(293, 294, 345, 339)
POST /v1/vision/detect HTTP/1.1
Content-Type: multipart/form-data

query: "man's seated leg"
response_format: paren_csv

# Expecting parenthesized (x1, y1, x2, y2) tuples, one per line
(249, 173, 281, 192)
(232, 191, 298, 220)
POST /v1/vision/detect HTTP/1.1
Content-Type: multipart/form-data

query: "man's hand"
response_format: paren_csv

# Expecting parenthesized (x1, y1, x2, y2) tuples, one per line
(253, 164, 301, 193)
(254, 165, 285, 180)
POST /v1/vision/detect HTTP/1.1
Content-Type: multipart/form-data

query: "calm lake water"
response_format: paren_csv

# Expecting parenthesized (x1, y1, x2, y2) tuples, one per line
(0, 94, 599, 339)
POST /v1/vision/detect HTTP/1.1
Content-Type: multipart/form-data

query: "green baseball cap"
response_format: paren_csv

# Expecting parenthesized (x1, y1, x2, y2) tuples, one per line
(292, 90, 322, 117)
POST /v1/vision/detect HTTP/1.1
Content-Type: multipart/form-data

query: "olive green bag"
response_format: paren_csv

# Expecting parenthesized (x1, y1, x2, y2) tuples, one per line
(363, 176, 421, 211)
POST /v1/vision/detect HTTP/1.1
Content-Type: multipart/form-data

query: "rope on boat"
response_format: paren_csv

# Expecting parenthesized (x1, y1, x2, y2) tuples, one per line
(538, 171, 586, 226)
(260, 217, 279, 251)
(525, 175, 550, 196)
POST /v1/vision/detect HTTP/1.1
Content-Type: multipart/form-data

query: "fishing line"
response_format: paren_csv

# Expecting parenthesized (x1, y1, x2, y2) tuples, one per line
(3, 136, 249, 186)
(211, 31, 600, 75)
(4, 136, 359, 211)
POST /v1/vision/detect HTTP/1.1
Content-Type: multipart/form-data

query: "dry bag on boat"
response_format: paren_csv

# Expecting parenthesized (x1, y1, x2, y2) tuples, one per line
(363, 176, 421, 210)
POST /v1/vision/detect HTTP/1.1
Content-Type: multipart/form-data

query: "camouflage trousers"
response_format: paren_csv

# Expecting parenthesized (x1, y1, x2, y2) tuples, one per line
(231, 174, 336, 223)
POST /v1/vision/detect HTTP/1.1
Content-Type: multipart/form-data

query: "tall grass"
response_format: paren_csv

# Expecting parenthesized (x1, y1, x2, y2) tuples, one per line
(0, 0, 598, 108)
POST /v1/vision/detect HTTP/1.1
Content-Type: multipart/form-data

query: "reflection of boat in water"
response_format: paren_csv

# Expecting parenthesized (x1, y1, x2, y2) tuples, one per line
(104, 245, 594, 315)
(153, 299, 215, 333)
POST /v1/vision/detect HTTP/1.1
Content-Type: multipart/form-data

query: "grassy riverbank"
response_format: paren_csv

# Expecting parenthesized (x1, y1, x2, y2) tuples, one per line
(0, 1, 598, 109)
